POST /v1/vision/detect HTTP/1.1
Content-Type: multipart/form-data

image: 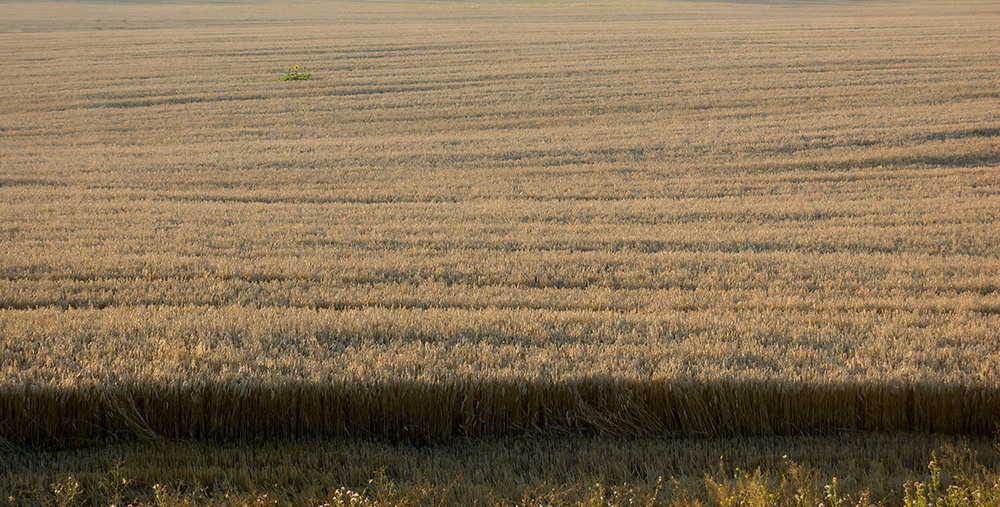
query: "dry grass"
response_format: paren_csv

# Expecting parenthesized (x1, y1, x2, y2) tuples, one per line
(2, 434, 999, 506)
(1, 0, 999, 444)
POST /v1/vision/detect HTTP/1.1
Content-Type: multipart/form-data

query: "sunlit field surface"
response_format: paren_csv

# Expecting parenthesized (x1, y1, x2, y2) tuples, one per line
(1, 0, 999, 502)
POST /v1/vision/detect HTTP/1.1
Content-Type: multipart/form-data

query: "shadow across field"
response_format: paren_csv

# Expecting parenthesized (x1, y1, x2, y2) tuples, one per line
(4, 377, 998, 448)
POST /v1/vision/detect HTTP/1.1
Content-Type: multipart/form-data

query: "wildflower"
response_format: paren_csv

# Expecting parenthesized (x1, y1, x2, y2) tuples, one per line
(294, 65, 300, 71)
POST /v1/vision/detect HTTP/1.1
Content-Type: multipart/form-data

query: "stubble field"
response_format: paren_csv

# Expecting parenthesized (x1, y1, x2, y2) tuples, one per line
(1, 0, 999, 504)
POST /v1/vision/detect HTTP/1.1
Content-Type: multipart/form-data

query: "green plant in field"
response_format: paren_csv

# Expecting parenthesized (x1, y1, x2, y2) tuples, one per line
(904, 454, 989, 507)
(821, 477, 842, 507)
(279, 64, 311, 81)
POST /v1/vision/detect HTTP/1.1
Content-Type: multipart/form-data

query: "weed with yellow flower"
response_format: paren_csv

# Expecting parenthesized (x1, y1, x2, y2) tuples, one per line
(278, 64, 310, 81)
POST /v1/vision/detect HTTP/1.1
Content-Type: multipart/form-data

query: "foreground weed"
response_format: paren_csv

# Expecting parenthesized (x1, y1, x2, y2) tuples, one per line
(582, 477, 665, 506)
(706, 459, 778, 507)
(50, 475, 82, 507)
(97, 460, 132, 507)
(323, 487, 372, 507)
(821, 477, 842, 507)
(365, 467, 400, 506)
(780, 455, 821, 507)
(903, 453, 995, 507)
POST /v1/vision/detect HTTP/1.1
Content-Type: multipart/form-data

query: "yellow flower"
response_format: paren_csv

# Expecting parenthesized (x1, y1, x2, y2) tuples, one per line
(294, 65, 299, 71)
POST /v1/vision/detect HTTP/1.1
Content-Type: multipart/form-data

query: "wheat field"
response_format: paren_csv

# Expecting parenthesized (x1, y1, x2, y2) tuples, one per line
(1, 0, 999, 453)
